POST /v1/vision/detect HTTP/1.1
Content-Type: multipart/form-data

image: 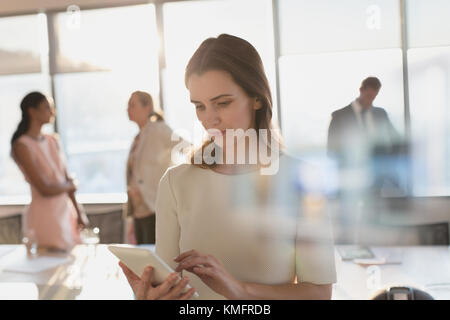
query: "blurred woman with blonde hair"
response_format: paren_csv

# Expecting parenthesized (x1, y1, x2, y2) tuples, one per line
(125, 91, 180, 244)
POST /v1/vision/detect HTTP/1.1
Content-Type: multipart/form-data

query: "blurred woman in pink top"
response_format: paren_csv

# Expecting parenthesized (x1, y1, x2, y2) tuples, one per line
(10, 92, 89, 252)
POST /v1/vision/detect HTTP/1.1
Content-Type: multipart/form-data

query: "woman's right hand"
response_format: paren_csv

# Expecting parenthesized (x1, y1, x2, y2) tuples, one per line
(119, 262, 196, 300)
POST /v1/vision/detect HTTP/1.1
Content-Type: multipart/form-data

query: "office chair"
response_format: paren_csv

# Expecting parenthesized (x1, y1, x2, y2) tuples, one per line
(372, 286, 434, 300)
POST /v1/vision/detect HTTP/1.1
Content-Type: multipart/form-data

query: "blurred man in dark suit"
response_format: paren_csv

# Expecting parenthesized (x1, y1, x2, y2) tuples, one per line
(327, 76, 400, 158)
(327, 77, 407, 244)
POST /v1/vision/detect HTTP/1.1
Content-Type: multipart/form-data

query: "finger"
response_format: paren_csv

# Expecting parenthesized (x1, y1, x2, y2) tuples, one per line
(119, 261, 140, 283)
(192, 266, 217, 278)
(159, 276, 190, 300)
(174, 249, 199, 262)
(179, 287, 197, 300)
(175, 253, 201, 270)
(176, 256, 213, 272)
(119, 263, 141, 297)
(150, 273, 179, 298)
(136, 266, 154, 300)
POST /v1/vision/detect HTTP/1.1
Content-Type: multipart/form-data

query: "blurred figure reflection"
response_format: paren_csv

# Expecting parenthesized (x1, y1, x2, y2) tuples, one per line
(327, 77, 409, 243)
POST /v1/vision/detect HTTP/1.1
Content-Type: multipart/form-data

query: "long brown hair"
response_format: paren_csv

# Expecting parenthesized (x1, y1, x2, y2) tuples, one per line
(11, 92, 47, 153)
(185, 34, 282, 168)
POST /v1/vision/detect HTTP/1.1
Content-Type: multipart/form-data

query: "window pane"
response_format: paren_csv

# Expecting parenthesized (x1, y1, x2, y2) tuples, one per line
(162, 0, 277, 144)
(407, 0, 450, 48)
(55, 4, 159, 74)
(53, 5, 160, 195)
(0, 14, 46, 75)
(54, 71, 154, 194)
(279, 49, 405, 151)
(0, 74, 51, 199)
(279, 0, 401, 55)
(408, 47, 450, 196)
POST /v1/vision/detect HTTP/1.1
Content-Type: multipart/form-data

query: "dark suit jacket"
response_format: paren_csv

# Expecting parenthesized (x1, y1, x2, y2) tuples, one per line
(327, 104, 400, 157)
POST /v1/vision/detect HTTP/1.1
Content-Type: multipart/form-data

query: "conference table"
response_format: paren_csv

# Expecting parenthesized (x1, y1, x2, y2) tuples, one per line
(0, 244, 449, 300)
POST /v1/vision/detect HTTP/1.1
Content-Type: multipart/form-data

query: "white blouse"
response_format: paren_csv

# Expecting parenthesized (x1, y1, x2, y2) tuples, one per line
(155, 155, 337, 299)
(127, 120, 181, 216)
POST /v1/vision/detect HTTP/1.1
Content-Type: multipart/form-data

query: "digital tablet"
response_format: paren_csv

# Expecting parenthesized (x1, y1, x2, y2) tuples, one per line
(108, 245, 199, 298)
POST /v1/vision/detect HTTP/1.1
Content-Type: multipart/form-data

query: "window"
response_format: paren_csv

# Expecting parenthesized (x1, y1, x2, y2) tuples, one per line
(406, 0, 450, 48)
(0, 14, 44, 75)
(407, 0, 450, 196)
(279, 0, 401, 55)
(2, 0, 450, 202)
(52, 4, 160, 195)
(277, 0, 404, 152)
(0, 14, 51, 203)
(279, 50, 404, 150)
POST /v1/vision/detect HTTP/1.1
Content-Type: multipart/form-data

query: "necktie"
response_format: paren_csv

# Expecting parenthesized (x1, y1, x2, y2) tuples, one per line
(360, 108, 370, 132)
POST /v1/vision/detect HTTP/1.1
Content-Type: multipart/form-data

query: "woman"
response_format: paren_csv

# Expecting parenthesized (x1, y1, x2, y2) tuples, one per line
(120, 35, 336, 300)
(11, 92, 88, 252)
(125, 91, 182, 244)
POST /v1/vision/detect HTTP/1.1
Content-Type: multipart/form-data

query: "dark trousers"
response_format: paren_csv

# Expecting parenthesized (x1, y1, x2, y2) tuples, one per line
(134, 214, 156, 244)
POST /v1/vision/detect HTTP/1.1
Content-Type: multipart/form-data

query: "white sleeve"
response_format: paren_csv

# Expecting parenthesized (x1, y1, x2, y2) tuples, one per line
(155, 169, 180, 270)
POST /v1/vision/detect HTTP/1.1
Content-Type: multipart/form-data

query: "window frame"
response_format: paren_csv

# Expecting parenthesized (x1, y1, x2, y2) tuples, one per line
(1, 0, 449, 203)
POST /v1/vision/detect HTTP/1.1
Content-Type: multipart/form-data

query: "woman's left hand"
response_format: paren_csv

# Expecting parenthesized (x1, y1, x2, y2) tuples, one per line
(174, 250, 246, 299)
